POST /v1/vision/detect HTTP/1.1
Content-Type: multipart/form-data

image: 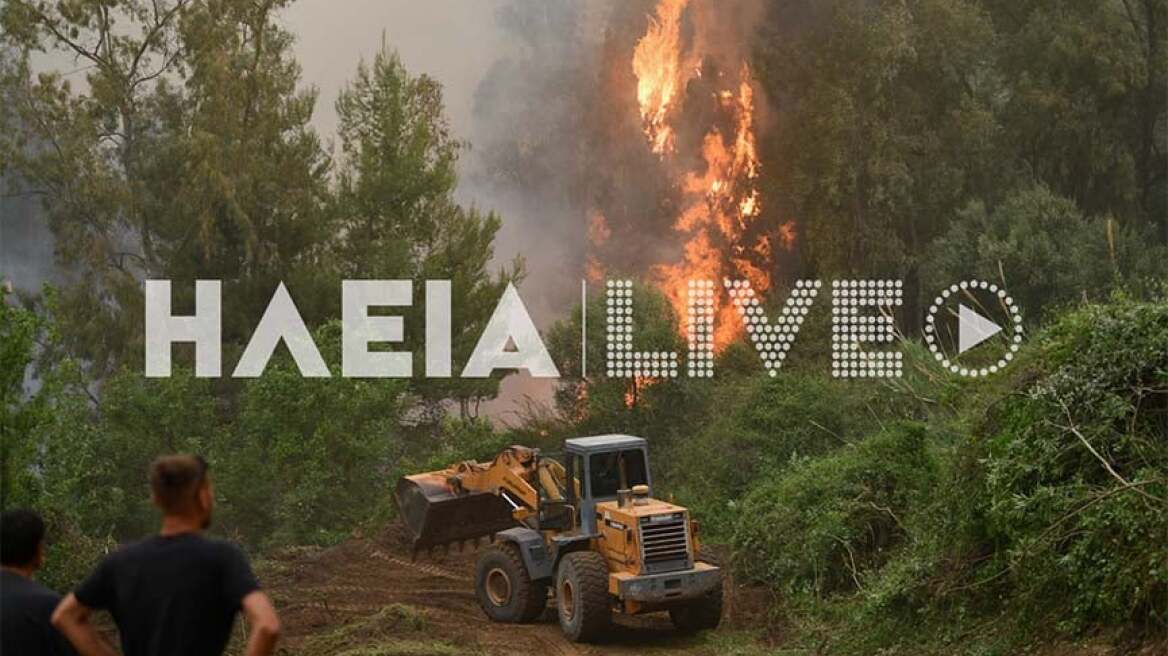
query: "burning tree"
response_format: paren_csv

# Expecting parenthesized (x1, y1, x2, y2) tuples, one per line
(588, 0, 795, 350)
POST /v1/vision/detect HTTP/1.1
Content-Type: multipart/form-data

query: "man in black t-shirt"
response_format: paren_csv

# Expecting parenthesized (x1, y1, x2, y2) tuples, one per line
(0, 509, 76, 656)
(51, 455, 281, 656)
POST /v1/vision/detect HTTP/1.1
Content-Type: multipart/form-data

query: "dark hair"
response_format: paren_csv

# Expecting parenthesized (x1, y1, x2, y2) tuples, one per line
(1, 509, 46, 567)
(149, 454, 210, 514)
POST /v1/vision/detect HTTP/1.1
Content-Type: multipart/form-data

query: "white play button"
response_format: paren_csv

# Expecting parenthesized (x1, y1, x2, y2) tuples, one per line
(925, 280, 1023, 378)
(958, 304, 1002, 354)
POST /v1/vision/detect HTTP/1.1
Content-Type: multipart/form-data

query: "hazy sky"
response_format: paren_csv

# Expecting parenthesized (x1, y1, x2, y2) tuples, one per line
(5, 2, 511, 291)
(6, 1, 565, 418)
(283, 1, 562, 418)
(282, 0, 507, 149)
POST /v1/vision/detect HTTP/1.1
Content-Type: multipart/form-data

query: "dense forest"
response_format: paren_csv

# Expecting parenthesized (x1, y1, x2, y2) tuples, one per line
(1, 0, 1165, 654)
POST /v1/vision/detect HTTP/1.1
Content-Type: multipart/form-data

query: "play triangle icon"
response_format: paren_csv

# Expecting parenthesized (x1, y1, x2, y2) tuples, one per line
(958, 304, 1002, 354)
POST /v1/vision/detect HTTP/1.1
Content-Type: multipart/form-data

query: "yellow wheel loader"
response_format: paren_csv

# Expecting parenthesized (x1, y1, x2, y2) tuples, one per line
(394, 434, 722, 642)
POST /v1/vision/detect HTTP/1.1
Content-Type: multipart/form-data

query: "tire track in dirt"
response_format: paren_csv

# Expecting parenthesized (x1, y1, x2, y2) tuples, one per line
(259, 528, 741, 655)
(362, 548, 586, 656)
(368, 550, 466, 582)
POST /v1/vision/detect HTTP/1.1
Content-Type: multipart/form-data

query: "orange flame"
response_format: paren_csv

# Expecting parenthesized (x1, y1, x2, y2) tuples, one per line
(632, 0, 689, 154)
(635, 11, 770, 349)
(623, 375, 657, 408)
(585, 210, 612, 283)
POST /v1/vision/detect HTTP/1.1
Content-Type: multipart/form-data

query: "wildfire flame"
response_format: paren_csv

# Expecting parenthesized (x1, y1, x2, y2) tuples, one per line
(585, 210, 611, 283)
(632, 0, 690, 155)
(633, 1, 777, 349)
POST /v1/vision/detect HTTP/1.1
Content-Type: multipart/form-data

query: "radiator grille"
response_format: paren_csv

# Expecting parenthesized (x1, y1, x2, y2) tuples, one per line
(638, 514, 691, 573)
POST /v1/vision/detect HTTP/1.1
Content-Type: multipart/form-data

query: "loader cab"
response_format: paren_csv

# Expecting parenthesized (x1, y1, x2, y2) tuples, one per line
(562, 435, 652, 535)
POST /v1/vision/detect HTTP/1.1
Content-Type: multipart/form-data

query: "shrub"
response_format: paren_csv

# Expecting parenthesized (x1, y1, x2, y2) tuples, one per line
(980, 297, 1168, 630)
(923, 185, 1168, 322)
(219, 320, 410, 548)
(731, 422, 939, 597)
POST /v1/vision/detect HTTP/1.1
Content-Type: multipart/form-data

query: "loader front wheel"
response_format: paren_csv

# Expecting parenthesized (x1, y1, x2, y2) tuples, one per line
(555, 551, 611, 642)
(474, 542, 547, 623)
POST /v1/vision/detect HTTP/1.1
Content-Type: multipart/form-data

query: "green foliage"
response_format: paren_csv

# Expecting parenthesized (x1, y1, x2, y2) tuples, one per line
(670, 372, 890, 537)
(924, 184, 1167, 321)
(980, 297, 1168, 630)
(986, 0, 1168, 229)
(333, 49, 460, 276)
(1, 0, 332, 376)
(36, 510, 115, 594)
(218, 321, 409, 548)
(554, 288, 1165, 653)
(0, 1, 513, 416)
(1, 292, 47, 509)
(0, 0, 523, 574)
(758, 0, 1167, 320)
(732, 423, 939, 597)
(758, 297, 1167, 654)
(760, 0, 1001, 310)
(543, 282, 715, 465)
(332, 45, 522, 415)
(1, 2, 1165, 653)
(85, 369, 220, 537)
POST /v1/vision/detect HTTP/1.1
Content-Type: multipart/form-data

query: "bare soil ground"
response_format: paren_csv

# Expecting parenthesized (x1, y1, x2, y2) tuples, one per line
(256, 524, 771, 656)
(251, 524, 1166, 656)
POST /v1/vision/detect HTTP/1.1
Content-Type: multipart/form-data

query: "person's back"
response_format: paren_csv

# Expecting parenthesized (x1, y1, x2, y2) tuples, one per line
(1, 509, 76, 656)
(72, 533, 258, 656)
(52, 455, 280, 656)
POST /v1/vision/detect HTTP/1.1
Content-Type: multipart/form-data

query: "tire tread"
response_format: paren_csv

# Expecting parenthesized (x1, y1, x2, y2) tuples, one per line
(558, 550, 611, 642)
(475, 541, 547, 623)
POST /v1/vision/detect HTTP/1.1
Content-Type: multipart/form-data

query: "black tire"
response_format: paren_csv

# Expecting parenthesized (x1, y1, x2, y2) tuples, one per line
(474, 542, 548, 623)
(669, 550, 723, 633)
(555, 551, 611, 642)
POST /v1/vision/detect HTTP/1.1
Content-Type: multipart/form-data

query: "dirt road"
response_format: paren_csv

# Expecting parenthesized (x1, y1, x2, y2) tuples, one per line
(247, 526, 1168, 656)
(257, 526, 767, 656)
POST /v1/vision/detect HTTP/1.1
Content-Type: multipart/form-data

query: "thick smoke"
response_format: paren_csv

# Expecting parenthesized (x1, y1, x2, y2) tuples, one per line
(0, 175, 57, 293)
(462, 0, 615, 325)
(2, 1, 776, 418)
(468, 0, 781, 325)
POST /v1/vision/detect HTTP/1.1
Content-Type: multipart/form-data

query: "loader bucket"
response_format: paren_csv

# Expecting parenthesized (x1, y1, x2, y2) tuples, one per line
(394, 472, 517, 554)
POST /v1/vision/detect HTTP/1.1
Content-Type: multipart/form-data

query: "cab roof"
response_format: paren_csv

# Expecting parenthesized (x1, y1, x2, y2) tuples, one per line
(564, 434, 648, 453)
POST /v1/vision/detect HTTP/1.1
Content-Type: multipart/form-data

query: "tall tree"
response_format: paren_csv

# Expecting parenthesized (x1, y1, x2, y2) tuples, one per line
(756, 0, 1166, 321)
(332, 47, 522, 418)
(984, 0, 1167, 240)
(0, 0, 331, 376)
(758, 0, 1001, 321)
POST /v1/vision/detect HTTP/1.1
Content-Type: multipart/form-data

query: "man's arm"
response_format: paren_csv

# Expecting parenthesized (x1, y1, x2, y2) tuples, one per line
(240, 590, 281, 656)
(50, 594, 117, 656)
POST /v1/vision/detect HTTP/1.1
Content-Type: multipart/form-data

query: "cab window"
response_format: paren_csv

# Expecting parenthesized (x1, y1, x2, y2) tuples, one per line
(589, 449, 648, 498)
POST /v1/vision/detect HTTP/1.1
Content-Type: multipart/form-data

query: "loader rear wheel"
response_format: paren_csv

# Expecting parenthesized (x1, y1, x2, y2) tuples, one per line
(669, 550, 723, 633)
(555, 551, 611, 642)
(474, 542, 547, 623)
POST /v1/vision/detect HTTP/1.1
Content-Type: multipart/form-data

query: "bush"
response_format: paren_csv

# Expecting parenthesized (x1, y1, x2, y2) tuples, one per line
(670, 372, 885, 538)
(980, 297, 1168, 630)
(821, 297, 1168, 653)
(669, 339, 945, 541)
(219, 321, 410, 548)
(923, 185, 1167, 322)
(731, 422, 939, 597)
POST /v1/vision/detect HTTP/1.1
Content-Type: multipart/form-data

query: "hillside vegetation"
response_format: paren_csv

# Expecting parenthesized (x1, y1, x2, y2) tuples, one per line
(2, 0, 1165, 653)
